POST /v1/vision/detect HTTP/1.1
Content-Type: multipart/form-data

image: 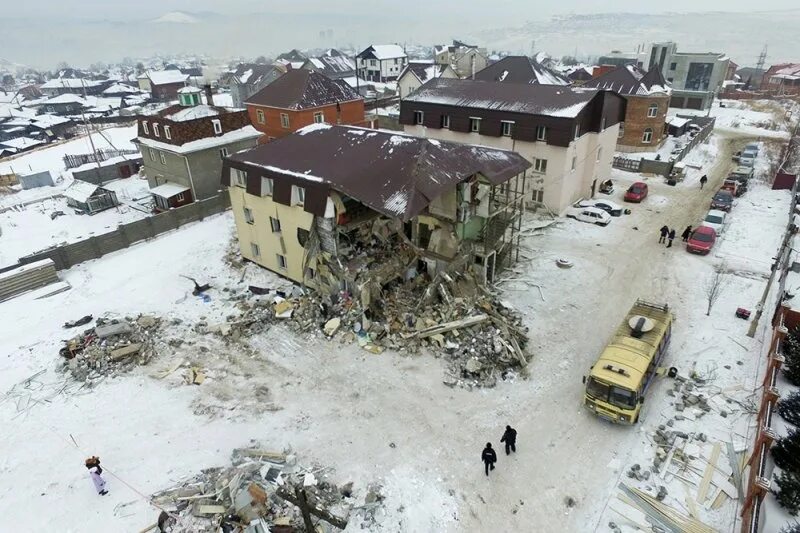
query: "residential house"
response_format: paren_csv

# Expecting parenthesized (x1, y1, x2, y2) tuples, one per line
(39, 77, 111, 96)
(63, 180, 118, 214)
(276, 49, 308, 70)
(245, 69, 365, 141)
(566, 66, 595, 85)
(356, 45, 407, 83)
(736, 67, 765, 90)
(397, 61, 458, 99)
(222, 124, 531, 288)
(0, 137, 45, 155)
(473, 56, 570, 85)
(137, 70, 189, 100)
(433, 40, 489, 79)
(761, 64, 800, 94)
(301, 52, 356, 80)
(646, 42, 729, 109)
(38, 94, 91, 115)
(400, 78, 626, 212)
(227, 63, 285, 108)
(581, 65, 671, 152)
(132, 86, 261, 211)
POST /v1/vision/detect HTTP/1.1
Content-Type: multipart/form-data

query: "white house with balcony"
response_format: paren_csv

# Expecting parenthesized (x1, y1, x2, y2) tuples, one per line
(356, 45, 408, 83)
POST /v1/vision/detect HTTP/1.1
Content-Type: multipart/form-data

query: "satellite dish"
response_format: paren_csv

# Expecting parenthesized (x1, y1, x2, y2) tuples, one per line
(628, 315, 654, 338)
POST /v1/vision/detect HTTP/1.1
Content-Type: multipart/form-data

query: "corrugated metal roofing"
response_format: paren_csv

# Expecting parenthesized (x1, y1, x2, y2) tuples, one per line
(245, 69, 361, 110)
(474, 56, 570, 86)
(581, 65, 670, 96)
(228, 124, 530, 221)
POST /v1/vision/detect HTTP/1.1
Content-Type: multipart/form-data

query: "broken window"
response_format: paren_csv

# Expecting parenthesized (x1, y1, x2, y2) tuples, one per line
(276, 254, 287, 269)
(250, 242, 260, 257)
(297, 228, 309, 246)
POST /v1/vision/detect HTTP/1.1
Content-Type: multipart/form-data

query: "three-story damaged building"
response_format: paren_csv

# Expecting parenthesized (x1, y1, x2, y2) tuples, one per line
(222, 124, 531, 296)
(400, 78, 626, 213)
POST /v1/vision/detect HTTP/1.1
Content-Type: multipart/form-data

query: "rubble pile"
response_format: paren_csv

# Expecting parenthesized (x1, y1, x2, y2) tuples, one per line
(58, 315, 162, 382)
(150, 445, 374, 533)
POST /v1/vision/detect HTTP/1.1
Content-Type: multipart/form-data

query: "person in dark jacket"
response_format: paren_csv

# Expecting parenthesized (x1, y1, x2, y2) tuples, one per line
(500, 425, 517, 455)
(681, 226, 692, 242)
(659, 225, 669, 244)
(482, 443, 497, 476)
(700, 175, 708, 189)
(667, 228, 676, 248)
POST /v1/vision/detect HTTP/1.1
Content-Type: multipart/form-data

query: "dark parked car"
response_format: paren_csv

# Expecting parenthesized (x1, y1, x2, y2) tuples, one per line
(711, 190, 734, 211)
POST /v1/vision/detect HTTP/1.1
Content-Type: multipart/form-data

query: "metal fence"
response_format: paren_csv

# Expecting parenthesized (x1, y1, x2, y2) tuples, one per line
(9, 194, 230, 272)
(612, 116, 716, 177)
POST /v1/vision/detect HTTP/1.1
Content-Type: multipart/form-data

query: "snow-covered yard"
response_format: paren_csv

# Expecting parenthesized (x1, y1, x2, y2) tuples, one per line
(0, 101, 795, 532)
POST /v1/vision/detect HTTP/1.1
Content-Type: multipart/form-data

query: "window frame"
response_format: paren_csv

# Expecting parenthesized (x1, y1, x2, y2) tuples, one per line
(642, 128, 653, 144)
(501, 121, 514, 137)
(533, 158, 547, 174)
(276, 254, 287, 270)
(243, 206, 254, 224)
(212, 119, 222, 135)
(234, 168, 247, 187)
(164, 125, 171, 140)
(219, 147, 229, 159)
(571, 156, 577, 171)
(148, 148, 155, 161)
(618, 122, 625, 139)
(256, 109, 265, 124)
(270, 216, 282, 233)
(175, 192, 184, 202)
(470, 117, 481, 133)
(536, 125, 547, 141)
(313, 111, 324, 124)
(647, 104, 659, 118)
(280, 113, 290, 129)
(574, 124, 580, 140)
(262, 177, 273, 196)
(153, 123, 160, 138)
(413, 111, 424, 125)
(159, 152, 166, 165)
(250, 242, 260, 257)
(441, 114, 450, 129)
(596, 147, 602, 163)
(142, 121, 149, 134)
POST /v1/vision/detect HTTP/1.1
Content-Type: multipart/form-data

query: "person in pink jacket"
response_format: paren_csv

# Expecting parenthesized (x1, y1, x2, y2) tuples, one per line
(85, 456, 108, 495)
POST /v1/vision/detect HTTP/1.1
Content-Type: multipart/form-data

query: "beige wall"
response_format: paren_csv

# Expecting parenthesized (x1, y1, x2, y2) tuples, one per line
(229, 184, 317, 283)
(403, 123, 619, 213)
(398, 67, 458, 100)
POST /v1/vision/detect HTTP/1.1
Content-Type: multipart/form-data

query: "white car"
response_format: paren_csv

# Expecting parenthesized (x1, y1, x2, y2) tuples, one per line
(702, 209, 726, 235)
(568, 198, 624, 217)
(566, 206, 611, 226)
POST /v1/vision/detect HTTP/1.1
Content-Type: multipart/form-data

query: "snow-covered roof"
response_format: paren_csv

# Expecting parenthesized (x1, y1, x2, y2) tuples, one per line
(177, 86, 203, 94)
(40, 78, 105, 90)
(63, 180, 100, 203)
(474, 56, 570, 86)
(0, 137, 44, 150)
(150, 181, 190, 198)
(246, 69, 361, 110)
(582, 64, 671, 96)
(304, 55, 355, 76)
(41, 93, 90, 106)
(102, 83, 139, 95)
(145, 70, 189, 86)
(165, 105, 221, 122)
(400, 61, 450, 85)
(135, 125, 261, 155)
(361, 45, 406, 60)
(32, 115, 72, 129)
(667, 117, 690, 127)
(405, 78, 598, 118)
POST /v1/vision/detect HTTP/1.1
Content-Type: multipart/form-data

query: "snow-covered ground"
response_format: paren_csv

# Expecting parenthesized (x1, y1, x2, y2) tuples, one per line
(674, 99, 798, 140)
(0, 125, 144, 266)
(0, 102, 795, 532)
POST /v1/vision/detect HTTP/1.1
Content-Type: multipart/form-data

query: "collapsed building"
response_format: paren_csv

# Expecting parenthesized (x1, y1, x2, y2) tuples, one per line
(222, 124, 531, 297)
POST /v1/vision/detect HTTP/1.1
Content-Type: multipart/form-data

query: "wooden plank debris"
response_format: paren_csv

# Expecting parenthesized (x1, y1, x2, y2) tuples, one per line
(726, 441, 744, 500)
(697, 442, 721, 504)
(410, 314, 488, 339)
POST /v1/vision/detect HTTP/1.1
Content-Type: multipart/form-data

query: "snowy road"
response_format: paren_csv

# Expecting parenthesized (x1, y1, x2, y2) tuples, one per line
(0, 132, 792, 532)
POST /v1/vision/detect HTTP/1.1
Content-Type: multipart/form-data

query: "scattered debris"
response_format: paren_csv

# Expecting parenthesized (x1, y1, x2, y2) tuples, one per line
(63, 315, 93, 329)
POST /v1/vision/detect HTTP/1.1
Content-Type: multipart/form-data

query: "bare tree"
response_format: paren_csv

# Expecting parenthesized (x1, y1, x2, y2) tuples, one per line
(705, 264, 728, 316)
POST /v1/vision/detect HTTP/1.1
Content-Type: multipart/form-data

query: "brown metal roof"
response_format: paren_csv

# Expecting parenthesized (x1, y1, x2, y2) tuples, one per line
(404, 77, 599, 118)
(581, 65, 670, 96)
(227, 124, 530, 221)
(475, 56, 570, 85)
(245, 69, 361, 110)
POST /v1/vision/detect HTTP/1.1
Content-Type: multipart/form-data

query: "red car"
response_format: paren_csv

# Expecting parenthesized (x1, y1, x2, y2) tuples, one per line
(687, 226, 716, 255)
(624, 182, 649, 203)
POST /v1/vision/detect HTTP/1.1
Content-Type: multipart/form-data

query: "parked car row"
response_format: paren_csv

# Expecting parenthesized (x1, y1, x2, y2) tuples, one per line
(688, 142, 759, 255)
(565, 198, 625, 226)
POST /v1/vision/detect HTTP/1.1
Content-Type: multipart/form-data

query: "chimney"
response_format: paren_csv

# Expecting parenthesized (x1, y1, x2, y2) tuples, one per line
(203, 84, 214, 106)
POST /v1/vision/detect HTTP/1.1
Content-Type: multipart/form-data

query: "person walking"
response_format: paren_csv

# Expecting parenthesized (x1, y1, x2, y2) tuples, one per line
(681, 225, 692, 242)
(659, 225, 669, 244)
(85, 456, 108, 495)
(667, 228, 676, 248)
(500, 425, 517, 455)
(700, 175, 708, 189)
(482, 442, 497, 476)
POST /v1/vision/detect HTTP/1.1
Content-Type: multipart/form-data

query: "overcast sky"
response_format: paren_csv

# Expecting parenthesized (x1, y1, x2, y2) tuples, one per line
(4, 0, 799, 18)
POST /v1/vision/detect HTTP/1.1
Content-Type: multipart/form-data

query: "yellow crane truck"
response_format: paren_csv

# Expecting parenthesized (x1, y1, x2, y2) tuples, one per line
(583, 300, 674, 424)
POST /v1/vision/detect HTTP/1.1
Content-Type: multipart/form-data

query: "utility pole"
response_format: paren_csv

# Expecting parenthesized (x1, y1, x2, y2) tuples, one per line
(756, 44, 768, 72)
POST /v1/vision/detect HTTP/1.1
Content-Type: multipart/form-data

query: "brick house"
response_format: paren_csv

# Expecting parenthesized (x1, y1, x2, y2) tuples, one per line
(761, 63, 800, 94)
(581, 65, 671, 152)
(400, 78, 626, 213)
(245, 69, 365, 141)
(132, 87, 261, 210)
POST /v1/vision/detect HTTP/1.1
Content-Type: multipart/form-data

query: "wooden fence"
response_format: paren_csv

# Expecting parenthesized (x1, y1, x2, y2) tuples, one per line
(63, 148, 140, 169)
